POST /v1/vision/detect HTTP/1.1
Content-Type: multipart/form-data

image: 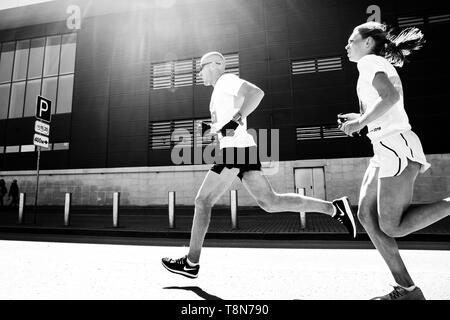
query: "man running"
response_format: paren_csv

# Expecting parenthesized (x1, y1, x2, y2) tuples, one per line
(341, 22, 450, 300)
(162, 51, 356, 279)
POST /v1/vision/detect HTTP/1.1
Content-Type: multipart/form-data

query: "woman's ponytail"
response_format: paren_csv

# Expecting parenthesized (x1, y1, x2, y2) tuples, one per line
(356, 22, 426, 67)
(384, 27, 426, 67)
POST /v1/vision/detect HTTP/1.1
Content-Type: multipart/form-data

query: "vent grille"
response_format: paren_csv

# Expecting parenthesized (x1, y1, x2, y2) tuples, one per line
(174, 60, 194, 88)
(296, 126, 322, 140)
(152, 53, 239, 90)
(296, 125, 348, 141)
(398, 13, 450, 27)
(317, 57, 342, 72)
(149, 118, 216, 149)
(292, 56, 342, 75)
(224, 53, 240, 75)
(149, 121, 172, 149)
(152, 62, 172, 90)
(397, 16, 425, 28)
(428, 14, 450, 24)
(292, 59, 316, 75)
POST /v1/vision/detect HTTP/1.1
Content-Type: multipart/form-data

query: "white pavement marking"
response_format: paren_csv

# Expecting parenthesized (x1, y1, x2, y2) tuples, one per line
(0, 240, 449, 300)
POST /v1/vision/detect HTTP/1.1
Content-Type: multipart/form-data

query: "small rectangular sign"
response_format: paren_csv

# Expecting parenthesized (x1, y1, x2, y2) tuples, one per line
(33, 133, 49, 148)
(35, 120, 50, 136)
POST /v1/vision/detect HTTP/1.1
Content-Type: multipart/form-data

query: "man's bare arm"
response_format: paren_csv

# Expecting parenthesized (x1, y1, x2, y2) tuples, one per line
(234, 81, 265, 120)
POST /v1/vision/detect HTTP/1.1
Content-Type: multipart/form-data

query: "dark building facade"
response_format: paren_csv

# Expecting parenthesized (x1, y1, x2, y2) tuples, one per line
(1, 0, 449, 171)
(0, 0, 449, 207)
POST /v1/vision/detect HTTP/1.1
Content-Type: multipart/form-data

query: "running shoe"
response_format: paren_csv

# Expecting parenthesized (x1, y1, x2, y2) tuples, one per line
(371, 285, 426, 300)
(161, 255, 199, 279)
(332, 197, 357, 238)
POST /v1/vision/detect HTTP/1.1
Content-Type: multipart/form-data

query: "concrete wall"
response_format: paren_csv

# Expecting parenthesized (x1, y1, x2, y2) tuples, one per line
(1, 154, 449, 207)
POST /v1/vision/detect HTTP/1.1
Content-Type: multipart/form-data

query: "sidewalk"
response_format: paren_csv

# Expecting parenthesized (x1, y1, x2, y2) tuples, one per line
(1, 205, 450, 242)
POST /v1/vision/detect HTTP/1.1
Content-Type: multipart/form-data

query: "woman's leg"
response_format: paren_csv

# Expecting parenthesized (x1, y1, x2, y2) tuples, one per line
(378, 160, 450, 238)
(357, 165, 414, 288)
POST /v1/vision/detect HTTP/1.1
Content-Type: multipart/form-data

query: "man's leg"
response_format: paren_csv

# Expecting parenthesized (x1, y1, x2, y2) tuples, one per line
(378, 160, 450, 238)
(161, 168, 238, 278)
(241, 171, 334, 214)
(357, 165, 415, 289)
(187, 168, 239, 263)
(241, 170, 356, 237)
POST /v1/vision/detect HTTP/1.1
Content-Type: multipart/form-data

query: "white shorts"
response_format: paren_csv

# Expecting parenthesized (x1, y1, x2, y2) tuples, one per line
(369, 130, 431, 179)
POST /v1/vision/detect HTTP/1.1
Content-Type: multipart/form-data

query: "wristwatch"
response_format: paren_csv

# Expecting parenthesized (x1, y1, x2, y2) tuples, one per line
(232, 112, 244, 125)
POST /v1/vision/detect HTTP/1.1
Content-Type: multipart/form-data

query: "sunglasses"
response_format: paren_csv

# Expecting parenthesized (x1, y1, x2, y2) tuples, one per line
(199, 61, 221, 72)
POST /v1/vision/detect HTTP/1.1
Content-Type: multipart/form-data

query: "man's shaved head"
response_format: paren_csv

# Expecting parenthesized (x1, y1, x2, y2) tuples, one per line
(200, 51, 225, 65)
(199, 51, 226, 86)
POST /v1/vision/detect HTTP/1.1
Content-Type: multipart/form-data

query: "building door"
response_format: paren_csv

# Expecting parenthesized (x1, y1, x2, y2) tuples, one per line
(294, 167, 326, 200)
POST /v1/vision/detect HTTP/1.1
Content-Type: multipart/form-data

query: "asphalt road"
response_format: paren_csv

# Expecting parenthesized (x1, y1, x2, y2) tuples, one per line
(0, 234, 449, 300)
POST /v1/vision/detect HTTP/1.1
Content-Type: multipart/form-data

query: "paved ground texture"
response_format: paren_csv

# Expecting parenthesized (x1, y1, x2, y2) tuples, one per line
(1, 239, 449, 300)
(1, 206, 450, 240)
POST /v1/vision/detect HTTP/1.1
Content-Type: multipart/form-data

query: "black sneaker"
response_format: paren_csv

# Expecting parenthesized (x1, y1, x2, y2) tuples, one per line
(371, 285, 426, 300)
(332, 197, 356, 238)
(161, 255, 199, 279)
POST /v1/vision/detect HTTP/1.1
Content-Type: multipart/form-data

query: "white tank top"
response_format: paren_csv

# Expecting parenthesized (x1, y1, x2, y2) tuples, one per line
(357, 54, 411, 142)
(209, 74, 257, 149)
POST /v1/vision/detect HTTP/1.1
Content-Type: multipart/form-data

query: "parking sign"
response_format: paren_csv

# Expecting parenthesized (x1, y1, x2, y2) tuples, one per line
(36, 96, 52, 123)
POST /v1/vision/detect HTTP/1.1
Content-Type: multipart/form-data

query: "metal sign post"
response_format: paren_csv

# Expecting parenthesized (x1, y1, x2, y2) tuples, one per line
(33, 146, 41, 224)
(33, 96, 52, 225)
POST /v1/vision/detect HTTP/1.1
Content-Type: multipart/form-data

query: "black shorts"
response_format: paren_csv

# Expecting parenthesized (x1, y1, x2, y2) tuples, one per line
(210, 146, 262, 180)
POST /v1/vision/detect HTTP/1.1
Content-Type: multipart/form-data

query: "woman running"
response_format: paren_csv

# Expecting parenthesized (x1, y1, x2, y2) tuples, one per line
(340, 21, 450, 300)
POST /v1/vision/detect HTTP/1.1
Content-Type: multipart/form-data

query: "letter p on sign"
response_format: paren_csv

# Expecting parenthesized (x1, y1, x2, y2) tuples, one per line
(36, 96, 52, 123)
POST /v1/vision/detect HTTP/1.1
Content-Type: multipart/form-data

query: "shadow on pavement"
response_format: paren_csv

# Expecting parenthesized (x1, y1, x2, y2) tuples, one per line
(164, 286, 223, 300)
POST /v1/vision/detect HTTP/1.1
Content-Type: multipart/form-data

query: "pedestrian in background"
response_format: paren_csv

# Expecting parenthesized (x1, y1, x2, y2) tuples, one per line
(0, 179, 7, 208)
(8, 179, 19, 207)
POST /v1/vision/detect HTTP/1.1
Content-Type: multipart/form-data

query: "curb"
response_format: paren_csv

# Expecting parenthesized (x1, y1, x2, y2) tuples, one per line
(1, 226, 450, 242)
